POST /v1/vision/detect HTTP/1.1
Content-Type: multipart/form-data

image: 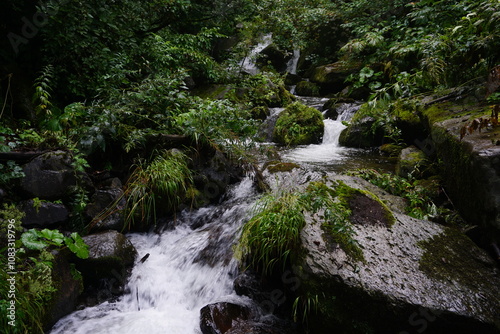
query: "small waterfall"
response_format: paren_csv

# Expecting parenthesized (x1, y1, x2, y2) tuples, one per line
(282, 102, 361, 164)
(51, 177, 258, 334)
(239, 34, 272, 75)
(286, 49, 300, 75)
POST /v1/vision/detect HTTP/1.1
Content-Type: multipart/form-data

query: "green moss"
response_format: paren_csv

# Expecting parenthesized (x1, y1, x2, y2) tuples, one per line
(273, 102, 324, 145)
(418, 228, 491, 291)
(296, 81, 320, 97)
(266, 161, 301, 173)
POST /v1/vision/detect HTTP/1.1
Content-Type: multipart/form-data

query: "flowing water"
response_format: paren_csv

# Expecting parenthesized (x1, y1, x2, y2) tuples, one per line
(51, 178, 258, 334)
(281, 97, 394, 173)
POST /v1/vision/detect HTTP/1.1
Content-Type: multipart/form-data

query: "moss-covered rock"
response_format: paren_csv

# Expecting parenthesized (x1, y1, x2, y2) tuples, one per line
(264, 161, 301, 174)
(310, 61, 361, 95)
(420, 98, 500, 241)
(273, 102, 324, 146)
(295, 81, 320, 97)
(296, 176, 500, 334)
(339, 115, 383, 148)
(396, 146, 429, 179)
(379, 143, 403, 157)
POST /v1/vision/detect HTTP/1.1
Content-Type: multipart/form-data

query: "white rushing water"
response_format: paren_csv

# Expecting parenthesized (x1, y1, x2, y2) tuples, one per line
(51, 177, 258, 334)
(283, 102, 361, 164)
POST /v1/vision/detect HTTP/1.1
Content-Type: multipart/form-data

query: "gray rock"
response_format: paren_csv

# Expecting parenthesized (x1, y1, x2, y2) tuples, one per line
(295, 175, 500, 334)
(19, 199, 69, 228)
(77, 231, 137, 296)
(20, 150, 92, 200)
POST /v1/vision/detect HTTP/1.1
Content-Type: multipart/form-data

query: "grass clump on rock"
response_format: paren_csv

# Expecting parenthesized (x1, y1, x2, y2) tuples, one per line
(273, 102, 324, 146)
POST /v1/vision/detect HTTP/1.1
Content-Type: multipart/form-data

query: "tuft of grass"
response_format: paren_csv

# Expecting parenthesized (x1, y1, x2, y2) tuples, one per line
(124, 150, 193, 229)
(236, 191, 306, 275)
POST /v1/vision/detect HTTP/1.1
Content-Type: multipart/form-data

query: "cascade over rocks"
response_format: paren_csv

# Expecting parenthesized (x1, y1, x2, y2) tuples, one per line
(295, 174, 500, 334)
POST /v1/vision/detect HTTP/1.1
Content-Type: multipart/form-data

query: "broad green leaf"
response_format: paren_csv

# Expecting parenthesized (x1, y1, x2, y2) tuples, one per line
(21, 229, 48, 250)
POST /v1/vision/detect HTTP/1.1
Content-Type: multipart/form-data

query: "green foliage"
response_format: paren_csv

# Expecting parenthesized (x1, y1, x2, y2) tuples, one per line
(348, 169, 443, 220)
(124, 150, 193, 228)
(21, 229, 89, 259)
(0, 160, 25, 186)
(273, 102, 324, 146)
(32, 65, 56, 126)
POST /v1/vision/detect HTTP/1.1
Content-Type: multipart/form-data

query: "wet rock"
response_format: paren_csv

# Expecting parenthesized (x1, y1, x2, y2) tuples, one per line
(379, 143, 403, 157)
(421, 99, 500, 242)
(200, 302, 253, 334)
(234, 271, 268, 302)
(77, 231, 137, 299)
(339, 116, 384, 148)
(257, 44, 292, 73)
(19, 199, 69, 228)
(396, 146, 429, 179)
(226, 319, 298, 334)
(20, 150, 93, 200)
(85, 187, 126, 231)
(296, 174, 500, 334)
(192, 150, 244, 206)
(310, 61, 361, 95)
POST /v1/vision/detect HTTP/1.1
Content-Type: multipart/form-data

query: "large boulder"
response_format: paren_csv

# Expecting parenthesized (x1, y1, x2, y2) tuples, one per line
(257, 44, 292, 73)
(85, 183, 126, 231)
(295, 175, 500, 334)
(273, 102, 324, 146)
(76, 231, 137, 302)
(420, 97, 500, 242)
(295, 81, 320, 97)
(339, 116, 384, 148)
(20, 150, 92, 200)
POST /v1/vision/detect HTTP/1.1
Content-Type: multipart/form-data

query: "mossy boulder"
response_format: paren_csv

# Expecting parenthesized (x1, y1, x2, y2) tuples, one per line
(273, 102, 324, 146)
(296, 174, 500, 334)
(379, 143, 403, 157)
(396, 146, 429, 179)
(310, 61, 361, 95)
(339, 115, 383, 148)
(295, 81, 320, 97)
